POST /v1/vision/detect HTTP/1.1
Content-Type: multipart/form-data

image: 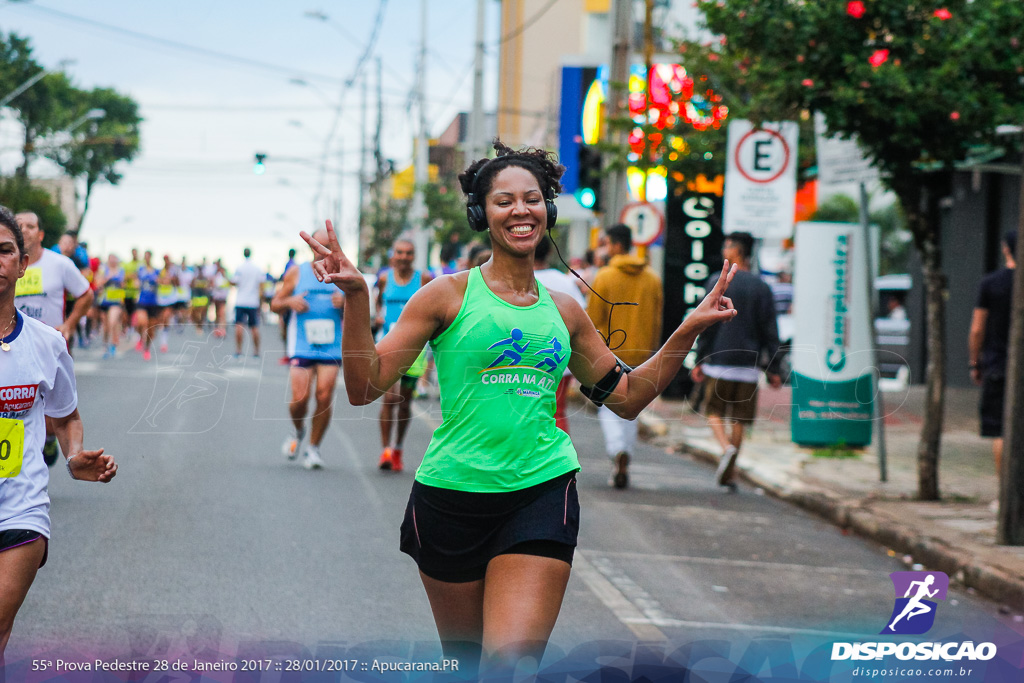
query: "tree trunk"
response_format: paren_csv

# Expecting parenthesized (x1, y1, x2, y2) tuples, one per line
(917, 227, 945, 501)
(77, 176, 95, 233)
(900, 175, 949, 501)
(16, 126, 33, 179)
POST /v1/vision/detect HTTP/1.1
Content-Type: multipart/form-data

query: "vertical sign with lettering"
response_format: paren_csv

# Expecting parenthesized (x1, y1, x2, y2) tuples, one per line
(791, 221, 874, 446)
(662, 177, 724, 397)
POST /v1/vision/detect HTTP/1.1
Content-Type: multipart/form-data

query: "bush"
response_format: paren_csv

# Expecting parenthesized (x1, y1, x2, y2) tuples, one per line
(0, 177, 67, 248)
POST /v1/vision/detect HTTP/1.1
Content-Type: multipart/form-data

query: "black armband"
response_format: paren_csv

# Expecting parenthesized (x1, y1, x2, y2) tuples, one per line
(580, 359, 632, 407)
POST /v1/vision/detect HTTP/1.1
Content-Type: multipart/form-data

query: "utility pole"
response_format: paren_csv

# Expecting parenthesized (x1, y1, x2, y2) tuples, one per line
(409, 0, 431, 271)
(468, 0, 487, 163)
(357, 71, 369, 264)
(605, 0, 633, 227)
(997, 136, 1024, 545)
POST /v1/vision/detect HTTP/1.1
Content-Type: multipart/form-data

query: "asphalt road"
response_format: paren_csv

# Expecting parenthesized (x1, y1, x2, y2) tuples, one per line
(7, 323, 1014, 675)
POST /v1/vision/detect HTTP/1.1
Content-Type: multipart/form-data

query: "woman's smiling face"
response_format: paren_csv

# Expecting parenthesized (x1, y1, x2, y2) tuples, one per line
(484, 165, 548, 257)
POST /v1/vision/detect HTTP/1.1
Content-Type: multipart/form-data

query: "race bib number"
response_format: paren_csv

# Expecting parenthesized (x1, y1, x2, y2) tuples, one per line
(105, 287, 126, 303)
(157, 285, 175, 298)
(15, 267, 43, 297)
(0, 417, 25, 478)
(304, 319, 336, 345)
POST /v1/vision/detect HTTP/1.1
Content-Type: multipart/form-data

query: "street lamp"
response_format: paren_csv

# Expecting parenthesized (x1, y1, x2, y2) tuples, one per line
(0, 58, 76, 109)
(67, 108, 105, 132)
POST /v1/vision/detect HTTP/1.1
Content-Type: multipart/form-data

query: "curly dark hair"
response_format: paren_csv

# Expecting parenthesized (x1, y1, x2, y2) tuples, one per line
(458, 140, 565, 204)
(0, 206, 24, 256)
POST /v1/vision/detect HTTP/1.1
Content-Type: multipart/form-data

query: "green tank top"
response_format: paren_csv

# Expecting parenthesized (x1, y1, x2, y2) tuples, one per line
(415, 267, 580, 492)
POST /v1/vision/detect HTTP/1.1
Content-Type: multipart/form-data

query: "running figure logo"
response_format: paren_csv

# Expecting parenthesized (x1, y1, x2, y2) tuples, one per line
(534, 337, 565, 373)
(881, 571, 949, 635)
(486, 328, 530, 369)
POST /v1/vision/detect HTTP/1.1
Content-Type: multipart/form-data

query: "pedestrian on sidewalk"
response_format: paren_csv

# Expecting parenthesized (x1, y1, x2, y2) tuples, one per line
(299, 140, 738, 676)
(691, 231, 782, 488)
(969, 230, 1016, 476)
(586, 224, 663, 488)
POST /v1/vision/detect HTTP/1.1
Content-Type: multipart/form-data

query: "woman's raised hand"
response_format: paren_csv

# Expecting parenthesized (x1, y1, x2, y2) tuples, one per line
(686, 260, 739, 334)
(300, 220, 367, 294)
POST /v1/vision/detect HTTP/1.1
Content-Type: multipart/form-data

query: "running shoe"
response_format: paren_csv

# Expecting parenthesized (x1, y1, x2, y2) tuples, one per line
(303, 444, 324, 470)
(135, 339, 143, 352)
(103, 345, 116, 359)
(42, 437, 59, 467)
(160, 344, 169, 353)
(281, 429, 304, 460)
(716, 445, 739, 487)
(609, 451, 630, 489)
(278, 356, 290, 366)
(378, 447, 393, 471)
(143, 349, 152, 362)
(391, 448, 404, 473)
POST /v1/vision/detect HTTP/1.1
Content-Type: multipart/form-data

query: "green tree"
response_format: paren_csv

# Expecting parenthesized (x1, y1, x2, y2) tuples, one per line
(0, 176, 68, 247)
(695, 0, 1024, 500)
(44, 86, 141, 232)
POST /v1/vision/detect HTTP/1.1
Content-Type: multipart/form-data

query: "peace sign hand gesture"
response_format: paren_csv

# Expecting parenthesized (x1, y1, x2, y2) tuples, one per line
(685, 260, 739, 335)
(300, 220, 367, 295)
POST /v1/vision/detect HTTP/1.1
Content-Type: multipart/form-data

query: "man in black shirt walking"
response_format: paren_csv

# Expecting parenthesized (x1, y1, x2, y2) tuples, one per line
(969, 231, 1017, 475)
(691, 232, 782, 488)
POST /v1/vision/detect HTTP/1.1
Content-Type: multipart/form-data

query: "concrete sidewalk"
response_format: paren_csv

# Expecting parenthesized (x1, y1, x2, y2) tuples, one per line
(636, 384, 1024, 614)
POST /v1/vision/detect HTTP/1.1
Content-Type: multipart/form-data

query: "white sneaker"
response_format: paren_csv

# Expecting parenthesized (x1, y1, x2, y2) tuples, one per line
(716, 445, 739, 486)
(282, 428, 304, 460)
(303, 444, 324, 470)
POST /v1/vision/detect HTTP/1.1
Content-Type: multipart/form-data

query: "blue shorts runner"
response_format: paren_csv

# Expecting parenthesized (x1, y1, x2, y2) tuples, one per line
(235, 306, 260, 328)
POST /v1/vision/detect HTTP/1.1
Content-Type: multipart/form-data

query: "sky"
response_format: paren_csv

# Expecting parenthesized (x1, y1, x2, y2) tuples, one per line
(0, 0, 499, 272)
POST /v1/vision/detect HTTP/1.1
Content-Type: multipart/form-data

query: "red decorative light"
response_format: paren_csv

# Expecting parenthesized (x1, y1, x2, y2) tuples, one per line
(933, 8, 952, 21)
(950, 111, 960, 121)
(801, 78, 814, 87)
(869, 49, 890, 67)
(846, 1, 866, 19)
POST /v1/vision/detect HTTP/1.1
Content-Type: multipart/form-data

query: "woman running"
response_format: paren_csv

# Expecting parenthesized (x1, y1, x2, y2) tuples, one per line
(0, 206, 118, 664)
(300, 142, 737, 673)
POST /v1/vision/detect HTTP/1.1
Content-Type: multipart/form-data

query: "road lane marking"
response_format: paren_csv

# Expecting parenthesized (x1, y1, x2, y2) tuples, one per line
(593, 550, 880, 576)
(573, 552, 667, 641)
(619, 616, 866, 639)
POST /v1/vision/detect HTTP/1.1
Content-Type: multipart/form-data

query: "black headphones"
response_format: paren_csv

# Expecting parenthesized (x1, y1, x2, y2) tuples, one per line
(466, 157, 558, 232)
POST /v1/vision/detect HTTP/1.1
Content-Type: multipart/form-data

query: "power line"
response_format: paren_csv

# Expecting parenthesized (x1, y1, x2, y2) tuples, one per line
(13, 4, 349, 86)
(493, 0, 561, 46)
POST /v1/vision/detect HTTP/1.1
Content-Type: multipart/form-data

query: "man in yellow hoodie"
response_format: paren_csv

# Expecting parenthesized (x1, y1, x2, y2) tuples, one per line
(587, 224, 663, 489)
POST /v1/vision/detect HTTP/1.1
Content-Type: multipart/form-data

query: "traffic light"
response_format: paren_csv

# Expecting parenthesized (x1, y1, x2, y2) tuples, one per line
(253, 153, 267, 175)
(575, 145, 602, 212)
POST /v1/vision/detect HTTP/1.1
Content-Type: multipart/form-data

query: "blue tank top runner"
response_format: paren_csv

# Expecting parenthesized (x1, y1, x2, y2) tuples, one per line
(288, 261, 343, 361)
(381, 269, 422, 336)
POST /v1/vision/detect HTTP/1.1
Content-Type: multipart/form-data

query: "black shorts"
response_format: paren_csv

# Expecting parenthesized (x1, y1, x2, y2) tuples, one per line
(980, 373, 1006, 438)
(289, 357, 342, 368)
(0, 529, 48, 568)
(400, 470, 580, 583)
(172, 301, 189, 311)
(124, 296, 137, 317)
(144, 305, 165, 318)
(235, 306, 260, 327)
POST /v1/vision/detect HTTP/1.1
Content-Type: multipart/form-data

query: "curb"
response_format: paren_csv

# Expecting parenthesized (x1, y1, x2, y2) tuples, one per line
(675, 439, 1024, 613)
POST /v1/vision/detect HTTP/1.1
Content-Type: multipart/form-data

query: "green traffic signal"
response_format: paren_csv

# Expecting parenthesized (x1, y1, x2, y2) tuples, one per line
(576, 187, 597, 209)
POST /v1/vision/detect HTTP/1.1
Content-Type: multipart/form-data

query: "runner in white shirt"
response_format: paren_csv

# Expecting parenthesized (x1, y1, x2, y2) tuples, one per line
(14, 212, 94, 466)
(232, 248, 266, 358)
(0, 206, 117, 663)
(13, 212, 93, 339)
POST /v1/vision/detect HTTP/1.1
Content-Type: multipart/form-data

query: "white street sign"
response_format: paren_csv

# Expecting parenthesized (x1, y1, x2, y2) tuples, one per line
(723, 119, 799, 239)
(619, 201, 664, 246)
(814, 112, 880, 186)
